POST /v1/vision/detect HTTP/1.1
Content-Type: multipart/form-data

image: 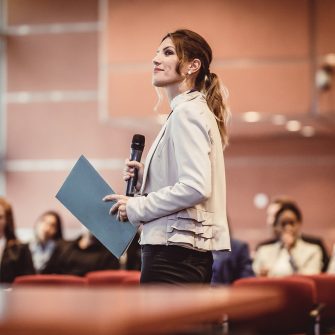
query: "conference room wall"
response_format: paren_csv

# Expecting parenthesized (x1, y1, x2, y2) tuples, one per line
(2, 0, 335, 251)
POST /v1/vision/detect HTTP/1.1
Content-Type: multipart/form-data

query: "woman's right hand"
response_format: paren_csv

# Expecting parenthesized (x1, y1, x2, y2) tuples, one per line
(281, 231, 295, 251)
(123, 158, 144, 191)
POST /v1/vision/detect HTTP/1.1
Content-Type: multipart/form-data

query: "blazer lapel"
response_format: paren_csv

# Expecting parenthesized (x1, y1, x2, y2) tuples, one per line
(140, 121, 167, 193)
(139, 91, 203, 194)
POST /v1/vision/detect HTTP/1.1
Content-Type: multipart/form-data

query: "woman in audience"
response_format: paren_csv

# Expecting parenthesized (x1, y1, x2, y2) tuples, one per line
(0, 197, 35, 283)
(29, 210, 65, 274)
(257, 196, 330, 272)
(54, 227, 120, 276)
(253, 202, 323, 277)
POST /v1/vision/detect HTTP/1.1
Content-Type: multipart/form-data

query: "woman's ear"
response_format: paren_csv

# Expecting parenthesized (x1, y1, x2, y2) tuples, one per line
(187, 58, 201, 75)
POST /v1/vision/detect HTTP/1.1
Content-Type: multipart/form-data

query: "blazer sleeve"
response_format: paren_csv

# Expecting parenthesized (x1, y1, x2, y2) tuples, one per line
(127, 103, 212, 225)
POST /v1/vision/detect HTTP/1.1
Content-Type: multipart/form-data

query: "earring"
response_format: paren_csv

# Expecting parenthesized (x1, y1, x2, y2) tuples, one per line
(187, 70, 192, 75)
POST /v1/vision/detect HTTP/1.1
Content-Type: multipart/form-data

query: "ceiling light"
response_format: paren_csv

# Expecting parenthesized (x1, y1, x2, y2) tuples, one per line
(242, 111, 261, 123)
(286, 120, 301, 132)
(50, 91, 64, 102)
(324, 53, 335, 66)
(16, 92, 31, 103)
(17, 26, 31, 35)
(271, 114, 286, 126)
(253, 193, 269, 209)
(301, 126, 315, 137)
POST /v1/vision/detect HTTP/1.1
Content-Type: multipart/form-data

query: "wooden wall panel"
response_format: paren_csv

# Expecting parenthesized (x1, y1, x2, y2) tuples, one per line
(215, 62, 311, 115)
(106, 0, 309, 62)
(6, 102, 137, 159)
(7, 33, 98, 91)
(316, 0, 335, 55)
(211, 0, 309, 59)
(3, 0, 335, 252)
(105, 0, 312, 119)
(7, 0, 98, 25)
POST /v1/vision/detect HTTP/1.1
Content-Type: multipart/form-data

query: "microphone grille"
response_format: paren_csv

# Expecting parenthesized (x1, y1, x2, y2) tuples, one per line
(131, 134, 145, 150)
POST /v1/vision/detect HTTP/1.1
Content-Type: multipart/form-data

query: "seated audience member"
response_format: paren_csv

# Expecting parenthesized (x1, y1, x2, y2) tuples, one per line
(211, 238, 255, 285)
(253, 202, 323, 277)
(257, 196, 330, 272)
(29, 210, 65, 274)
(55, 228, 120, 276)
(0, 197, 35, 283)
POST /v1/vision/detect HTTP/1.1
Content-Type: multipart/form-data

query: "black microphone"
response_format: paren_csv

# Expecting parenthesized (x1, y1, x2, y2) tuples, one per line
(126, 134, 145, 197)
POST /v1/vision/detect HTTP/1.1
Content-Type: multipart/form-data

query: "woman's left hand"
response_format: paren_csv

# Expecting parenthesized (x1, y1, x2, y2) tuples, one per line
(103, 194, 129, 222)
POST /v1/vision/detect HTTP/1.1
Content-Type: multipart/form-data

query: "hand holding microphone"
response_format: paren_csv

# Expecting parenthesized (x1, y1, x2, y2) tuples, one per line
(123, 159, 144, 193)
(125, 134, 145, 197)
(104, 134, 145, 222)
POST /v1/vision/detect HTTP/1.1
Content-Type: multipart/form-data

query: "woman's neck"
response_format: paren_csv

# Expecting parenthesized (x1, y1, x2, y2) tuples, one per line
(165, 80, 193, 102)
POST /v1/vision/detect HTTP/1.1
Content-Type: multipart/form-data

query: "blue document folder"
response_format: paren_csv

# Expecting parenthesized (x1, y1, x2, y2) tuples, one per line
(56, 155, 137, 259)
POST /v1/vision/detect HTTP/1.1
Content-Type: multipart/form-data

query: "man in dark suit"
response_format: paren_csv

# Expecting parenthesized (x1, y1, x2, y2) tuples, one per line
(211, 238, 255, 285)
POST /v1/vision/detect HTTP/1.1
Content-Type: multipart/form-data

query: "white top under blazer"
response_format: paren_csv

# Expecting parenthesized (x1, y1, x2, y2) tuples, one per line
(126, 90, 231, 251)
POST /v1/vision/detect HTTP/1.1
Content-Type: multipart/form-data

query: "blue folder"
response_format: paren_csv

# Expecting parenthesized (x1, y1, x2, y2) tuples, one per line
(56, 155, 137, 259)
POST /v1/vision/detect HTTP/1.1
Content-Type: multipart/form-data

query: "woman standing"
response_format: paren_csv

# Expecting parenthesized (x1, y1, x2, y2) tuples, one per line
(104, 29, 230, 284)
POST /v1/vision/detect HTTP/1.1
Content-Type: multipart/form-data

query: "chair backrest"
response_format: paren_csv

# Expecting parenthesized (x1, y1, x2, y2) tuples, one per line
(13, 274, 87, 286)
(121, 271, 141, 286)
(85, 270, 130, 286)
(303, 274, 335, 326)
(233, 276, 317, 334)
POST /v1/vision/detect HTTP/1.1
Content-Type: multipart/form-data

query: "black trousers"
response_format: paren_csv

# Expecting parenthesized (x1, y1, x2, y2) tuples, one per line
(140, 245, 213, 285)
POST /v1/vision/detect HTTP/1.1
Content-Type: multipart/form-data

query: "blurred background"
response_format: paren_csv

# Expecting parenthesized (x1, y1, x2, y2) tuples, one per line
(0, 0, 334, 251)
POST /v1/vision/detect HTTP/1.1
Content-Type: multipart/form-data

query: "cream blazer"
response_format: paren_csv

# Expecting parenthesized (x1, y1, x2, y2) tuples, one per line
(253, 238, 323, 276)
(126, 90, 230, 251)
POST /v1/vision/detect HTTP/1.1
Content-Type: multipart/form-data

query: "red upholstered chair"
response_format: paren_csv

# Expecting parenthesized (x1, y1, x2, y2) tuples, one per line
(121, 271, 141, 286)
(85, 270, 130, 286)
(302, 274, 335, 332)
(13, 274, 87, 286)
(232, 276, 317, 334)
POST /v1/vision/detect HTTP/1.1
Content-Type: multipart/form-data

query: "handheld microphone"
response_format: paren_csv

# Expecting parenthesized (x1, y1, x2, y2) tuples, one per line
(126, 134, 145, 197)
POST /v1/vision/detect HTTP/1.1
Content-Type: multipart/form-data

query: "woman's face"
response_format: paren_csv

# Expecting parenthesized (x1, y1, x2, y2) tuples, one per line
(36, 214, 58, 242)
(0, 204, 5, 238)
(276, 209, 301, 240)
(152, 37, 184, 88)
